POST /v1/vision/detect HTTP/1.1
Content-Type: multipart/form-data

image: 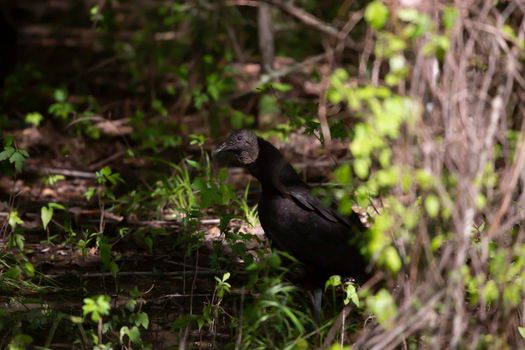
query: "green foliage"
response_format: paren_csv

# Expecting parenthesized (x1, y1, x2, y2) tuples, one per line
(325, 275, 360, 307)
(7, 334, 33, 350)
(40, 203, 65, 230)
(83, 295, 111, 322)
(43, 174, 65, 186)
(95, 166, 125, 201)
(1, 1, 523, 348)
(0, 140, 29, 172)
(7, 210, 24, 230)
(238, 181, 259, 227)
(24, 112, 43, 127)
(366, 289, 397, 329)
(48, 89, 75, 120)
(119, 326, 142, 346)
(365, 1, 389, 30)
(98, 236, 119, 277)
(214, 272, 232, 299)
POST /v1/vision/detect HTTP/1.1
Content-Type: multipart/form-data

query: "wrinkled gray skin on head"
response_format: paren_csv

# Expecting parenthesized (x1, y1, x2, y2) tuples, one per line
(213, 129, 260, 165)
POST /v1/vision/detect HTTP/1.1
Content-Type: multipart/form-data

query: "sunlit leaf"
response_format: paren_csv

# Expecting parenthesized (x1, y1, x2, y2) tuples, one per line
(365, 1, 389, 30)
(41, 206, 54, 230)
(424, 194, 440, 218)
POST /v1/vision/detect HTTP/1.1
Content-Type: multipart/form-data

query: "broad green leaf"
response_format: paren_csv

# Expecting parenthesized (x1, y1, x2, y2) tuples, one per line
(41, 206, 54, 230)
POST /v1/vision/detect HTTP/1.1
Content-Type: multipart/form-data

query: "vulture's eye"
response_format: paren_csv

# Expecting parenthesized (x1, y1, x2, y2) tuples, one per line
(237, 136, 242, 141)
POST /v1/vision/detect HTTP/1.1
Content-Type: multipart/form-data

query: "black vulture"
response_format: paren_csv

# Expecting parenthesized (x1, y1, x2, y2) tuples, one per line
(213, 129, 369, 321)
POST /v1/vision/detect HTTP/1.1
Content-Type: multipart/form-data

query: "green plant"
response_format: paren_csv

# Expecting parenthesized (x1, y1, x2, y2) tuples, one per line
(24, 112, 43, 127)
(0, 140, 29, 173)
(237, 181, 259, 227)
(48, 88, 75, 120)
(83, 295, 111, 345)
(40, 202, 65, 230)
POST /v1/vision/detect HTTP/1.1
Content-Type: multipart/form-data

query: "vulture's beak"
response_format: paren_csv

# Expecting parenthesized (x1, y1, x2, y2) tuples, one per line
(212, 141, 232, 157)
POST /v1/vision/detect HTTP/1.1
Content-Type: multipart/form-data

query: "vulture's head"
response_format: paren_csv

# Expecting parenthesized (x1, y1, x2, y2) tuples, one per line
(213, 129, 259, 165)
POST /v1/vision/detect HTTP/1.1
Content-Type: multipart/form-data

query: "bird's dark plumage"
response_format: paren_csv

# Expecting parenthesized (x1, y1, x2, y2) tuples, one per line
(215, 130, 368, 279)
(214, 129, 369, 319)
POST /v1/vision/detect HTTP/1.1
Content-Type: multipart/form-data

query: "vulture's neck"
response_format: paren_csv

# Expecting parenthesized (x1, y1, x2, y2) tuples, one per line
(246, 138, 303, 193)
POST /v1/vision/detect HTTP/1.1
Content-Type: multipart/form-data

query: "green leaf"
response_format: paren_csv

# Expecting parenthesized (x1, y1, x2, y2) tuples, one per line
(109, 261, 119, 278)
(82, 295, 111, 322)
(424, 194, 440, 218)
(271, 82, 292, 92)
(185, 159, 200, 169)
(8, 334, 33, 348)
(365, 1, 389, 30)
(329, 345, 350, 350)
(24, 261, 35, 277)
(13, 233, 25, 251)
(41, 206, 54, 230)
(344, 282, 359, 307)
(0, 146, 15, 161)
(503, 283, 520, 307)
(54, 88, 67, 102)
(397, 8, 420, 22)
(338, 196, 353, 215)
(120, 326, 130, 342)
(222, 272, 231, 282)
(44, 174, 66, 186)
(48, 202, 65, 210)
(367, 289, 397, 329)
(9, 150, 28, 172)
(382, 246, 402, 274)
(99, 239, 113, 270)
(431, 234, 444, 251)
(84, 187, 96, 200)
(135, 312, 150, 329)
(353, 158, 371, 179)
(415, 169, 434, 189)
(25, 112, 44, 127)
(8, 210, 24, 228)
(120, 325, 141, 344)
(518, 327, 525, 339)
(389, 54, 406, 73)
(325, 275, 342, 290)
(334, 164, 351, 184)
(442, 6, 459, 30)
(482, 280, 498, 303)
